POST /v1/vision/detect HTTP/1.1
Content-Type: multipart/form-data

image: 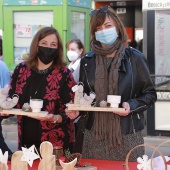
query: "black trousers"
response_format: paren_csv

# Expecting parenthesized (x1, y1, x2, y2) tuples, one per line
(0, 117, 12, 154)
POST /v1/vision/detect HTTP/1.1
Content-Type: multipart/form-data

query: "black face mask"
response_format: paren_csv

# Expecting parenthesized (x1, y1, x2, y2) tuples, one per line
(37, 46, 58, 65)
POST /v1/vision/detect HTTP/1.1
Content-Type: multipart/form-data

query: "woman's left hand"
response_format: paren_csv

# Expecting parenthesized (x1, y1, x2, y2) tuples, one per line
(28, 113, 56, 122)
(113, 102, 130, 116)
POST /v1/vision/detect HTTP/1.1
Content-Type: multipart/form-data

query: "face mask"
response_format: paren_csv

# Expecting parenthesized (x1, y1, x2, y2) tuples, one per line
(67, 50, 79, 62)
(37, 46, 58, 65)
(95, 27, 118, 46)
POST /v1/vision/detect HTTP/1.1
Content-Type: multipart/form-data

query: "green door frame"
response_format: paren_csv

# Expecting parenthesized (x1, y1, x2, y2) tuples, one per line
(66, 6, 91, 52)
(3, 6, 63, 70)
(2, 2, 91, 71)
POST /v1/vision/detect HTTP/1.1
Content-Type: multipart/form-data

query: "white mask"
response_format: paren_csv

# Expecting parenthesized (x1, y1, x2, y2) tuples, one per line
(67, 50, 79, 62)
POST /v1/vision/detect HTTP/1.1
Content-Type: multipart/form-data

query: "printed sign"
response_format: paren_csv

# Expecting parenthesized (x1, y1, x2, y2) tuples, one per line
(68, 0, 91, 8)
(143, 0, 170, 11)
(16, 25, 32, 38)
(155, 11, 170, 75)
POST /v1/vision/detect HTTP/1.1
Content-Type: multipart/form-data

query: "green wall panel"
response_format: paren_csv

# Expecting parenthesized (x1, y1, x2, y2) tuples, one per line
(0, 0, 2, 29)
(1, 2, 91, 71)
(3, 6, 63, 70)
(3, 0, 62, 5)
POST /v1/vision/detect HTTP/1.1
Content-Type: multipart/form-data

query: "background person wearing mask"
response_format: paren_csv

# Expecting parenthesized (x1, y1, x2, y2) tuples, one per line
(0, 60, 13, 160)
(66, 6, 157, 161)
(66, 39, 86, 83)
(0, 27, 76, 152)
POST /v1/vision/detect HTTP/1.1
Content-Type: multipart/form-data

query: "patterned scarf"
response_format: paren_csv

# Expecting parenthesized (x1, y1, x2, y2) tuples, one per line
(91, 40, 125, 147)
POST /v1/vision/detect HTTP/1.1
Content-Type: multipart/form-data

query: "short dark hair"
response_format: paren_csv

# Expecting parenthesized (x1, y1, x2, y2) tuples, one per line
(25, 26, 66, 69)
(89, 6, 128, 45)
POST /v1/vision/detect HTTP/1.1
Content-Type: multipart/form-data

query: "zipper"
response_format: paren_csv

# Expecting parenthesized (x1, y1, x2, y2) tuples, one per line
(131, 105, 146, 133)
(131, 114, 136, 133)
(129, 57, 136, 133)
(131, 105, 147, 112)
(128, 57, 133, 99)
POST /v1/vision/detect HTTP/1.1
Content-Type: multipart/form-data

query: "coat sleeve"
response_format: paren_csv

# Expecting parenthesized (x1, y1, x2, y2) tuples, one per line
(57, 69, 76, 124)
(127, 51, 157, 114)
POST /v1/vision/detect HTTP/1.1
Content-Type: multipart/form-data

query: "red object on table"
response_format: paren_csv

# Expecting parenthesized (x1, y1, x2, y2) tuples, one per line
(7, 158, 137, 170)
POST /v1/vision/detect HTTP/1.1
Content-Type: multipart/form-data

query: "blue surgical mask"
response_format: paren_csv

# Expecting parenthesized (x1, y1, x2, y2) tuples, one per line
(95, 27, 118, 46)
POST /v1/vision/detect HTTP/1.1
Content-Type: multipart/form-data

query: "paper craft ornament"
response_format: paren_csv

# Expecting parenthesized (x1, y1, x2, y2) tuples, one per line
(11, 151, 28, 170)
(72, 82, 96, 106)
(0, 149, 8, 170)
(79, 92, 96, 106)
(21, 145, 40, 167)
(0, 85, 19, 110)
(38, 141, 56, 170)
(39, 141, 53, 157)
(59, 157, 77, 170)
(137, 155, 151, 170)
(152, 156, 170, 170)
(72, 83, 84, 104)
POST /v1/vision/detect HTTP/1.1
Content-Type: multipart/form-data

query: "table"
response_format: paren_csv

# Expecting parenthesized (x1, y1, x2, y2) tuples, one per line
(7, 159, 138, 170)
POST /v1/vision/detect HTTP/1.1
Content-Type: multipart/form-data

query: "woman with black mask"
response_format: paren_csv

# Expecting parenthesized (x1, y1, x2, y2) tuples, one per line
(0, 27, 76, 152)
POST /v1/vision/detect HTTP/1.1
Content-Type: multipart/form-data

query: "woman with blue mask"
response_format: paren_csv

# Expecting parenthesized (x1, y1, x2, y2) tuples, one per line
(66, 6, 157, 161)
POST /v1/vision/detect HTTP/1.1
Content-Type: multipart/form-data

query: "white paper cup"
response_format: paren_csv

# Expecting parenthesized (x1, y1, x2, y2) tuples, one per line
(110, 103, 119, 108)
(30, 99, 43, 112)
(107, 95, 121, 104)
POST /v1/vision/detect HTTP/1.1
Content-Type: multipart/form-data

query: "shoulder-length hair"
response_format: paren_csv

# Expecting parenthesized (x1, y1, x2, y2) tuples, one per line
(25, 26, 66, 69)
(66, 39, 86, 58)
(90, 6, 128, 45)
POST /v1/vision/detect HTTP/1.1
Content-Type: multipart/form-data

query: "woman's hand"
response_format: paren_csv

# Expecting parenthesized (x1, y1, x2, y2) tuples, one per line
(65, 108, 79, 120)
(113, 102, 130, 116)
(28, 114, 60, 122)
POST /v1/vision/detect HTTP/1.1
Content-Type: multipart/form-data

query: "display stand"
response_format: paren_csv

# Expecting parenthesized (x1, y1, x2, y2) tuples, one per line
(67, 104, 125, 112)
(1, 109, 48, 117)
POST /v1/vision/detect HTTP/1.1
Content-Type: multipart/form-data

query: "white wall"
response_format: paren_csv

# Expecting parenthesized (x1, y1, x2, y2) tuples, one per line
(155, 101, 170, 130)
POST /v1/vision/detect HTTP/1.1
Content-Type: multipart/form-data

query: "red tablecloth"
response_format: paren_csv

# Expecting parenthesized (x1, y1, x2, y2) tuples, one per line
(8, 159, 137, 170)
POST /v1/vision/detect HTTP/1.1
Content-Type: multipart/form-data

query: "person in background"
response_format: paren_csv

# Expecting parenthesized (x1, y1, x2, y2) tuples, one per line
(138, 39, 143, 52)
(129, 39, 138, 49)
(66, 39, 86, 83)
(66, 6, 157, 161)
(0, 60, 13, 160)
(0, 27, 76, 153)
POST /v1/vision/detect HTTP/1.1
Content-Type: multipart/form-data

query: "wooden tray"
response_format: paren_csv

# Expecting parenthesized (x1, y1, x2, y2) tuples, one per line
(1, 109, 48, 117)
(67, 104, 125, 112)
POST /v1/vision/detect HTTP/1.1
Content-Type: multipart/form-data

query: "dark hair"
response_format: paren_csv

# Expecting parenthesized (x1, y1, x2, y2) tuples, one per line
(66, 39, 86, 58)
(25, 27, 66, 69)
(89, 6, 128, 45)
(129, 40, 138, 49)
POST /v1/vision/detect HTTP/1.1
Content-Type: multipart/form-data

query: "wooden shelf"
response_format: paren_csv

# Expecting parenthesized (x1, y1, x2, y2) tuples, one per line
(67, 104, 125, 112)
(1, 109, 48, 117)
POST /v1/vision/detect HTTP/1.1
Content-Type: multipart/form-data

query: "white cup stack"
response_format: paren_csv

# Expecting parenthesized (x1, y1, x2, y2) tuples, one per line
(30, 99, 43, 112)
(107, 95, 121, 108)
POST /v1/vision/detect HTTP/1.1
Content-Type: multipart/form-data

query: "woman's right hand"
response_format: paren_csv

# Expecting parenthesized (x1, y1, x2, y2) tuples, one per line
(65, 108, 79, 120)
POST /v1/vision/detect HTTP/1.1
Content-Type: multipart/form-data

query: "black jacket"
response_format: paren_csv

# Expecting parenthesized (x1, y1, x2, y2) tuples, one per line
(78, 47, 157, 135)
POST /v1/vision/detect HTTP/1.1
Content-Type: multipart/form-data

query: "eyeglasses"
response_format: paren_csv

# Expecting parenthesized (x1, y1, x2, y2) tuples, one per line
(89, 6, 110, 17)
